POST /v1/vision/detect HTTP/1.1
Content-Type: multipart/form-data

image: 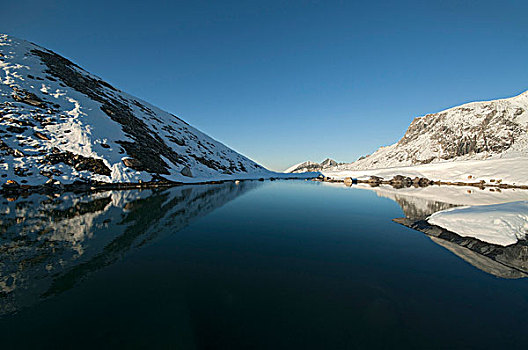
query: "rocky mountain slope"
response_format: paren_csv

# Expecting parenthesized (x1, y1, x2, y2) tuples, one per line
(287, 90, 528, 173)
(0, 34, 275, 186)
(285, 158, 339, 173)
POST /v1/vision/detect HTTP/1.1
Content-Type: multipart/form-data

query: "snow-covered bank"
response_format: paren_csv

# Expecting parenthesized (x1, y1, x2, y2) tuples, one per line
(321, 157, 528, 186)
(427, 201, 528, 246)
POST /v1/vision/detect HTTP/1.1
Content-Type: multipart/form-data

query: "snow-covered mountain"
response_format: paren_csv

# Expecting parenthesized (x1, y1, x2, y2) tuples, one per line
(0, 34, 275, 185)
(347, 90, 528, 170)
(286, 158, 339, 173)
(287, 90, 528, 173)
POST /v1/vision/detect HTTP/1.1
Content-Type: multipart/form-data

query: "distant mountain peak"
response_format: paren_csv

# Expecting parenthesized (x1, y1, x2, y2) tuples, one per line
(285, 158, 338, 173)
(321, 158, 338, 167)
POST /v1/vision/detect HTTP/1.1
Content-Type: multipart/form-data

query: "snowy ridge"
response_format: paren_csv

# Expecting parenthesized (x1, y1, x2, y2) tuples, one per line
(0, 34, 287, 185)
(285, 161, 319, 173)
(341, 89, 528, 170)
(286, 158, 339, 173)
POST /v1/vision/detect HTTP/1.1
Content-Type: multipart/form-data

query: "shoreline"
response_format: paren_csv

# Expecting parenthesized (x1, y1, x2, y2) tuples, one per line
(0, 176, 313, 199)
(6, 174, 525, 200)
(3, 172, 528, 199)
(312, 175, 528, 190)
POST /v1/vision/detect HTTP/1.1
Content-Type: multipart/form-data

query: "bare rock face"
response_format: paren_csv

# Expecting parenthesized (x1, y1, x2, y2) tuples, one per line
(11, 87, 47, 108)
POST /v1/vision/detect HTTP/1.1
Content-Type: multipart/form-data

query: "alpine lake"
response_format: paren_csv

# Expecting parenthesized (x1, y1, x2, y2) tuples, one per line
(1, 180, 528, 349)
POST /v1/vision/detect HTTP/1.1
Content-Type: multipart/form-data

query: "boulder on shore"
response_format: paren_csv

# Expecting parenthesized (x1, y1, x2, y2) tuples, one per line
(180, 166, 193, 177)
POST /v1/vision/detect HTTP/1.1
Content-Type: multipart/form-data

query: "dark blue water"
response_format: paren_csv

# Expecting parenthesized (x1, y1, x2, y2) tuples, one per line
(1, 180, 528, 349)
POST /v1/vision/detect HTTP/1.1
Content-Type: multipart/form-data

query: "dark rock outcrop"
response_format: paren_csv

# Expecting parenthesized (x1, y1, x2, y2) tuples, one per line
(45, 150, 111, 176)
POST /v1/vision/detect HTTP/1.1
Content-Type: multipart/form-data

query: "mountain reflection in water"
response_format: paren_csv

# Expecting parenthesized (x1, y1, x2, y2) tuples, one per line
(0, 181, 260, 315)
(363, 185, 528, 279)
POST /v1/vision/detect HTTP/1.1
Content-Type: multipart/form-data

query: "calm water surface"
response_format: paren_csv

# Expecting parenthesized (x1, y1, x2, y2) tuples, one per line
(1, 180, 528, 349)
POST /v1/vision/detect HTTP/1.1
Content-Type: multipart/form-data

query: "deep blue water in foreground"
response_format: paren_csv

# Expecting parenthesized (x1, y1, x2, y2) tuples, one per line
(1, 181, 528, 349)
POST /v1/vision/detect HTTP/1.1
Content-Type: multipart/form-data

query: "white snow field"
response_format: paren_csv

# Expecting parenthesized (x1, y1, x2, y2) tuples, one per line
(322, 157, 528, 186)
(427, 201, 528, 246)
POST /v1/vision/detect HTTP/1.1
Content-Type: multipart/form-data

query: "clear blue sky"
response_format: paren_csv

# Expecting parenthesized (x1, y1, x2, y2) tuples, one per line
(3, 0, 527, 171)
